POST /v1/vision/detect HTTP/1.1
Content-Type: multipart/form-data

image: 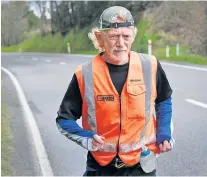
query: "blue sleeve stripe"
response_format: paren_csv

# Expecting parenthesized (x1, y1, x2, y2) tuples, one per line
(56, 118, 95, 138)
(155, 97, 173, 145)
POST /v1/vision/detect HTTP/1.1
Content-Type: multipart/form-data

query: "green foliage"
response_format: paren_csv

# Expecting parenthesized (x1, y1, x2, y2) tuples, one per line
(64, 28, 94, 52)
(2, 28, 96, 54)
(153, 45, 190, 57)
(1, 45, 20, 53)
(132, 19, 162, 54)
(26, 10, 39, 31)
(2, 33, 66, 53)
(2, 18, 207, 65)
(158, 55, 207, 65)
(132, 19, 149, 53)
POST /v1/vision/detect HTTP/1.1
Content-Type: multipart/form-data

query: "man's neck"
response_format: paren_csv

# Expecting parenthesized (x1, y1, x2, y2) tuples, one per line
(101, 53, 129, 65)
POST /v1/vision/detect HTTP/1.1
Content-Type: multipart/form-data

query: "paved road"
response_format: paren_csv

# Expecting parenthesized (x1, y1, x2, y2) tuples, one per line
(1, 53, 207, 176)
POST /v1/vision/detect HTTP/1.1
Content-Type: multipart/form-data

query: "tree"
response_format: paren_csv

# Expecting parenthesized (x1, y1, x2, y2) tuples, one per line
(151, 1, 207, 56)
(48, 1, 161, 35)
(26, 10, 39, 31)
(31, 1, 49, 36)
(1, 1, 29, 46)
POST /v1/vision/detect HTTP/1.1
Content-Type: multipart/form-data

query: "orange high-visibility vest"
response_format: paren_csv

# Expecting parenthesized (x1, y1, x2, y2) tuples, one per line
(75, 51, 160, 166)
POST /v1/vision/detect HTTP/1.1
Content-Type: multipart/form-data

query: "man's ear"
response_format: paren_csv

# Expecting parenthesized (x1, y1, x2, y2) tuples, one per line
(94, 31, 104, 49)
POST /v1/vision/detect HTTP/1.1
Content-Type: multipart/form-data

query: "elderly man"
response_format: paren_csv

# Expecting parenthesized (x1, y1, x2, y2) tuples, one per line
(56, 6, 174, 176)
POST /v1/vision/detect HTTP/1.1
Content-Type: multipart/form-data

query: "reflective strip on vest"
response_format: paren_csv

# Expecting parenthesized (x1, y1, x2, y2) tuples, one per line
(140, 53, 152, 138)
(119, 53, 155, 153)
(82, 61, 116, 152)
(119, 134, 156, 153)
(82, 61, 97, 132)
(87, 140, 117, 152)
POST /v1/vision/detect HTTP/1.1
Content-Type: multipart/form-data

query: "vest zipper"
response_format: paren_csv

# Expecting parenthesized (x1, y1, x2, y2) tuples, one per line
(117, 95, 122, 152)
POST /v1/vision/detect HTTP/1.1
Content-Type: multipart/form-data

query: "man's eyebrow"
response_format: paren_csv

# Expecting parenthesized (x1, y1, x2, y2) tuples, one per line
(107, 31, 132, 35)
(108, 32, 119, 35)
(109, 32, 127, 35)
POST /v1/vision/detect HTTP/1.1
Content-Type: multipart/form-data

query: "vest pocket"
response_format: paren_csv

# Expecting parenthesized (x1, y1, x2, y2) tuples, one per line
(127, 84, 146, 119)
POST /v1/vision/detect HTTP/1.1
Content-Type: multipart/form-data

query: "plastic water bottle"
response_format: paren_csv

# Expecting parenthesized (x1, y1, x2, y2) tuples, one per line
(139, 146, 156, 173)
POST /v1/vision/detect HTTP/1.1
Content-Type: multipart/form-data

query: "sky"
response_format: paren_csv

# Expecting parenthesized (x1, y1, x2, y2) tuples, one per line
(29, 1, 51, 19)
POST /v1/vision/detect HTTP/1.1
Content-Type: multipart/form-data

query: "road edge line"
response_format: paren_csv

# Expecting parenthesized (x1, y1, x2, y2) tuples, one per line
(1, 67, 54, 176)
(161, 62, 207, 71)
(186, 99, 207, 109)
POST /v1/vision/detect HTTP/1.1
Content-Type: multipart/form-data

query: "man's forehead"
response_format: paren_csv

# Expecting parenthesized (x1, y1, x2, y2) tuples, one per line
(107, 27, 133, 34)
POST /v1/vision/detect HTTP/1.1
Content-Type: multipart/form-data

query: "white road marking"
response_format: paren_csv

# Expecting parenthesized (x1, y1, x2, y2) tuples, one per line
(186, 99, 207, 109)
(1, 67, 54, 176)
(60, 62, 67, 65)
(161, 62, 207, 72)
(45, 60, 51, 62)
(32, 58, 38, 61)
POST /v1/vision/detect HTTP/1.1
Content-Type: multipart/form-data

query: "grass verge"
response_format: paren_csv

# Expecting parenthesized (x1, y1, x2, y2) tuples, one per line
(157, 55, 207, 65)
(1, 103, 13, 176)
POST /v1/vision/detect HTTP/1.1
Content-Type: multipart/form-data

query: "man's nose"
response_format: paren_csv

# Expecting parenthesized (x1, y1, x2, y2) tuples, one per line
(116, 36, 125, 47)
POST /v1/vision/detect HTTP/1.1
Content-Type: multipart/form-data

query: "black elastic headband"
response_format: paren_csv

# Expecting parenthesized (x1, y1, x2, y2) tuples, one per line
(102, 21, 134, 29)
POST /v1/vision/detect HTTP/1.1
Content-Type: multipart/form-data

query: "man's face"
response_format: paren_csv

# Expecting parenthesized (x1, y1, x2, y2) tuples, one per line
(101, 27, 134, 64)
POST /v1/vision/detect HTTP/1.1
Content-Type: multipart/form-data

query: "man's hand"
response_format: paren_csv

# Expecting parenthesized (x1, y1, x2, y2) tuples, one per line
(92, 134, 105, 151)
(159, 140, 172, 152)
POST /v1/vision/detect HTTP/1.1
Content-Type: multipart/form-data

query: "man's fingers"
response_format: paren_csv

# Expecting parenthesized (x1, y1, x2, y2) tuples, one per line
(162, 141, 167, 151)
(159, 140, 172, 152)
(93, 135, 105, 144)
(163, 140, 172, 151)
(92, 140, 100, 147)
(91, 144, 98, 151)
(92, 135, 105, 151)
(159, 144, 163, 151)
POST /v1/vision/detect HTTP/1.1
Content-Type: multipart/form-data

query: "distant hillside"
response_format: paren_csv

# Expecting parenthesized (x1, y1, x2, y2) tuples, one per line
(2, 18, 207, 65)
